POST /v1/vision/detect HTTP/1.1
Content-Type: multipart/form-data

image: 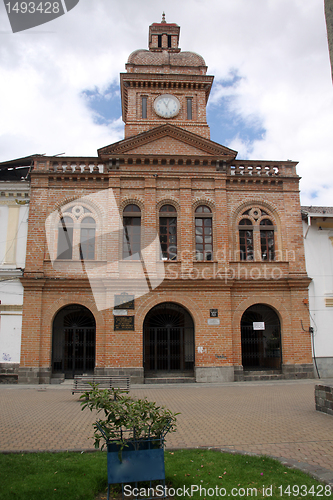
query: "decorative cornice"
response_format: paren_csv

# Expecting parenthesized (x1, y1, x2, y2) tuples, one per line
(0, 304, 22, 311)
(98, 124, 237, 159)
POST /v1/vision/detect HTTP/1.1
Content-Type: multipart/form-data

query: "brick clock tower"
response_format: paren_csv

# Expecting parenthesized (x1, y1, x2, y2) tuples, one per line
(121, 14, 212, 139)
(18, 16, 313, 384)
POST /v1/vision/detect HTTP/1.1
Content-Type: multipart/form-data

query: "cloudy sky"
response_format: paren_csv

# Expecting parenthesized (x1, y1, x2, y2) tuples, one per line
(0, 0, 332, 205)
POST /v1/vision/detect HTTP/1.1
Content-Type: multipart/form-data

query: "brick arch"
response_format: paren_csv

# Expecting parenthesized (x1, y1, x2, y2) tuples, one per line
(232, 200, 283, 261)
(232, 295, 291, 365)
(49, 194, 82, 213)
(156, 198, 181, 213)
(48, 194, 106, 220)
(46, 194, 106, 226)
(233, 199, 281, 226)
(119, 198, 144, 213)
(233, 296, 290, 328)
(136, 292, 204, 331)
(41, 294, 105, 366)
(192, 198, 216, 212)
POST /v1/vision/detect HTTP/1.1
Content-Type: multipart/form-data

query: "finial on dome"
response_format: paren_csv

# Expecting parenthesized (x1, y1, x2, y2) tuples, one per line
(161, 12, 166, 23)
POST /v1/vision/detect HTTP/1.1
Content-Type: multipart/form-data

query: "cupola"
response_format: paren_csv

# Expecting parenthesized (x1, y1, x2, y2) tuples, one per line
(148, 13, 181, 52)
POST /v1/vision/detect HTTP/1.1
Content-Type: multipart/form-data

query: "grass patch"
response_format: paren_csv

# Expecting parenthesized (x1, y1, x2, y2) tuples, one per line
(0, 449, 329, 500)
(165, 449, 330, 499)
(0, 451, 107, 500)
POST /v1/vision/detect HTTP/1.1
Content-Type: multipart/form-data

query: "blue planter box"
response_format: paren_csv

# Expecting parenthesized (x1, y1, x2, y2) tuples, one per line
(106, 438, 166, 499)
(107, 445, 165, 484)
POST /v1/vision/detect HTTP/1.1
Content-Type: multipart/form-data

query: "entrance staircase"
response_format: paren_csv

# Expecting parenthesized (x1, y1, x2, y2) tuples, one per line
(144, 371, 195, 384)
(242, 369, 283, 381)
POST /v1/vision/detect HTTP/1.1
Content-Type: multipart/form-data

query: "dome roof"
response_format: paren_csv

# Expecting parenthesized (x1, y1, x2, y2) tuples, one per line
(127, 49, 206, 68)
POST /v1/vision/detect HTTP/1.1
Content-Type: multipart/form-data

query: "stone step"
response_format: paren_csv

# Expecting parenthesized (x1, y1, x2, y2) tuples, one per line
(50, 377, 65, 384)
(243, 373, 284, 381)
(145, 377, 196, 384)
(244, 369, 281, 375)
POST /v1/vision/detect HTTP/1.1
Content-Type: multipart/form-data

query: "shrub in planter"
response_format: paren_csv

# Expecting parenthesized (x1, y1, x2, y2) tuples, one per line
(81, 385, 179, 496)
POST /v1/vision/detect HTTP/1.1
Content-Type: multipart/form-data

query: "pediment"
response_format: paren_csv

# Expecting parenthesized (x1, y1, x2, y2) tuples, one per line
(98, 124, 237, 159)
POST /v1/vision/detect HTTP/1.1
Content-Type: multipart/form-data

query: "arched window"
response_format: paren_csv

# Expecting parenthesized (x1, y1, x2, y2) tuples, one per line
(80, 217, 96, 260)
(260, 219, 275, 261)
(123, 204, 141, 260)
(57, 216, 73, 260)
(195, 205, 212, 261)
(237, 207, 276, 261)
(239, 219, 253, 261)
(159, 205, 177, 260)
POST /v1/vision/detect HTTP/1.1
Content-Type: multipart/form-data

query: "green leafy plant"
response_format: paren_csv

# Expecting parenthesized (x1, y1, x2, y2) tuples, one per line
(80, 384, 179, 452)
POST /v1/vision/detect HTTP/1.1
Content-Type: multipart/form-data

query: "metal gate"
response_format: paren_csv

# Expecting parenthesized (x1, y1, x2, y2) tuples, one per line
(241, 325, 262, 368)
(145, 326, 194, 371)
(52, 305, 96, 378)
(62, 327, 95, 376)
(241, 304, 281, 370)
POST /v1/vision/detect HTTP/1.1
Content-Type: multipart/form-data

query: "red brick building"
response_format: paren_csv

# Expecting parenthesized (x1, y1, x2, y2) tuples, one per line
(18, 18, 314, 384)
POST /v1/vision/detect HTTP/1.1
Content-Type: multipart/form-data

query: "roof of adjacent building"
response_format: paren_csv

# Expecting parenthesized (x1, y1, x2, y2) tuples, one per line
(0, 154, 42, 181)
(301, 206, 333, 215)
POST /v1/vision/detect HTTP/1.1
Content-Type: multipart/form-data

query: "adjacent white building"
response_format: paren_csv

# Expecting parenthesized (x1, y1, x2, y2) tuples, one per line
(302, 206, 333, 378)
(0, 157, 31, 382)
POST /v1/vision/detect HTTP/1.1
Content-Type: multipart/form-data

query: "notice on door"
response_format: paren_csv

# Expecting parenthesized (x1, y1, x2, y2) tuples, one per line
(253, 322, 265, 330)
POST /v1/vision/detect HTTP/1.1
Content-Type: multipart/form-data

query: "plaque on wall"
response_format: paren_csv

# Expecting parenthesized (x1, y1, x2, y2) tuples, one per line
(114, 316, 135, 331)
(113, 309, 128, 316)
(207, 318, 220, 326)
(210, 309, 218, 317)
(114, 293, 135, 310)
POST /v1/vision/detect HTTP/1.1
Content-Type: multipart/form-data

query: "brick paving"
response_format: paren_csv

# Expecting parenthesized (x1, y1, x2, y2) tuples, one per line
(1, 379, 333, 483)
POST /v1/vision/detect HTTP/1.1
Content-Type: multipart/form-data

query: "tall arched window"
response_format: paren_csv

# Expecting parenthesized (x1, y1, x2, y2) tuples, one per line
(260, 219, 275, 261)
(237, 207, 276, 261)
(195, 205, 212, 261)
(239, 219, 253, 261)
(57, 216, 73, 260)
(80, 217, 96, 260)
(159, 205, 177, 260)
(123, 204, 141, 260)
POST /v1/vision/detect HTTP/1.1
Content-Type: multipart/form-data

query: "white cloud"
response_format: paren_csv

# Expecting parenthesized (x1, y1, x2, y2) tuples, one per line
(0, 0, 332, 205)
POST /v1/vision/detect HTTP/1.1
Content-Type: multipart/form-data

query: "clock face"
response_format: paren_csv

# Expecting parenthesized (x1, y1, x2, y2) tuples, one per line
(154, 94, 180, 118)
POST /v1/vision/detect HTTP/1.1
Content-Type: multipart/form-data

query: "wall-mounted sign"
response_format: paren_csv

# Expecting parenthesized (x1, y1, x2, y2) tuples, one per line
(253, 322, 265, 330)
(215, 354, 227, 360)
(114, 316, 135, 331)
(114, 294, 135, 310)
(210, 309, 218, 317)
(207, 318, 220, 326)
(113, 310, 128, 316)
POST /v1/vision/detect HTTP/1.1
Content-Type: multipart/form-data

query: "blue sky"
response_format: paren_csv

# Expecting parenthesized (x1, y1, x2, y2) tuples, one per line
(81, 86, 121, 127)
(81, 78, 267, 151)
(0, 0, 332, 204)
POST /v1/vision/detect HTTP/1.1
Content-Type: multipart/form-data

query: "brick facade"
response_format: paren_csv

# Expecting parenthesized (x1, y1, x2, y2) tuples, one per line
(18, 19, 314, 384)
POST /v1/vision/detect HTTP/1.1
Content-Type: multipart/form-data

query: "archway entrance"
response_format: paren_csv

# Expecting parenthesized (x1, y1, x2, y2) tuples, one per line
(52, 304, 96, 378)
(143, 303, 195, 376)
(241, 304, 281, 370)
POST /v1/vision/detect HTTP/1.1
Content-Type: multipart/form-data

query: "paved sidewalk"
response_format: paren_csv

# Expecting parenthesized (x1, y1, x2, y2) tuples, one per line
(1, 379, 333, 483)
